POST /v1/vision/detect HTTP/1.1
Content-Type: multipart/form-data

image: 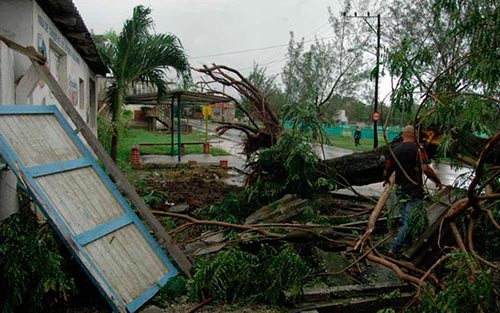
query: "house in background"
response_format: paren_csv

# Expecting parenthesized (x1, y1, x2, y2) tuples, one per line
(336, 109, 349, 124)
(0, 0, 108, 220)
(210, 102, 235, 122)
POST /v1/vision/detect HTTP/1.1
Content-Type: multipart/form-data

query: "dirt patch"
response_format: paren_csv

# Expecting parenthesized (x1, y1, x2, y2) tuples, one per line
(132, 167, 243, 210)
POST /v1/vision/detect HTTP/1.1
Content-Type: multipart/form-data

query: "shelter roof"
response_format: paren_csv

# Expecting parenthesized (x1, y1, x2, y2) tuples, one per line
(36, 0, 108, 75)
(126, 90, 232, 105)
(210, 103, 233, 109)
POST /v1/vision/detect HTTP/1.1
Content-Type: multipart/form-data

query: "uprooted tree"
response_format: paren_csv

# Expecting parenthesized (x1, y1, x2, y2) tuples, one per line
(195, 64, 283, 156)
(192, 62, 499, 292)
(184, 0, 500, 310)
(190, 5, 498, 310)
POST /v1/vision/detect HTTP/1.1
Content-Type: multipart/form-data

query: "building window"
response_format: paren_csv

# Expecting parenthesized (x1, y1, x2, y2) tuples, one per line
(88, 78, 97, 127)
(79, 78, 85, 109)
(48, 41, 67, 86)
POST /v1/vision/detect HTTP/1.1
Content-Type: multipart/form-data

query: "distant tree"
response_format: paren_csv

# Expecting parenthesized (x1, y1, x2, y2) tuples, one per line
(96, 5, 190, 161)
(281, 35, 347, 142)
(385, 0, 499, 150)
(323, 95, 372, 124)
(281, 0, 386, 141)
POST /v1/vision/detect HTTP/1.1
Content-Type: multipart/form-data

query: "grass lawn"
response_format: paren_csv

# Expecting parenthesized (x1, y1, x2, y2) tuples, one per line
(324, 135, 388, 151)
(118, 128, 228, 162)
(116, 128, 390, 164)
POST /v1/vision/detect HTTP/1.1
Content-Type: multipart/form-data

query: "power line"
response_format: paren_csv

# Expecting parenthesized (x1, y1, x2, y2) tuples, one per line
(191, 43, 292, 59)
(301, 21, 331, 38)
(190, 35, 333, 60)
(238, 56, 289, 72)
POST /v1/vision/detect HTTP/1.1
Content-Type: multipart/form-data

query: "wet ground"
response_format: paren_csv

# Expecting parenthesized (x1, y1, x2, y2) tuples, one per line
(125, 126, 474, 313)
(191, 125, 473, 197)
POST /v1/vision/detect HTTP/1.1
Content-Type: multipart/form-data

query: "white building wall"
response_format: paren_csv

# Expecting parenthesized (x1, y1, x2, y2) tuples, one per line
(336, 110, 349, 124)
(0, 42, 15, 104)
(0, 0, 100, 219)
(0, 0, 98, 130)
(0, 41, 18, 221)
(0, 0, 34, 80)
(32, 2, 97, 131)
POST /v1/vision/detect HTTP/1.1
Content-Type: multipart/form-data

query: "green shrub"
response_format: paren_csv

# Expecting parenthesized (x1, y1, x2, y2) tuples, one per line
(188, 244, 312, 304)
(416, 254, 495, 313)
(154, 275, 188, 303)
(0, 206, 76, 312)
(206, 192, 254, 224)
(97, 110, 132, 155)
(246, 132, 336, 205)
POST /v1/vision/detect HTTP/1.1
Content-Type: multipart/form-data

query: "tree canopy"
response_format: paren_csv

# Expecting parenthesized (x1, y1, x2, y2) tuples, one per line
(96, 5, 191, 160)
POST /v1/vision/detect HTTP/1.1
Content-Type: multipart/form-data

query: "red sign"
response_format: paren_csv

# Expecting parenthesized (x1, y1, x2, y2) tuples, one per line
(372, 112, 381, 121)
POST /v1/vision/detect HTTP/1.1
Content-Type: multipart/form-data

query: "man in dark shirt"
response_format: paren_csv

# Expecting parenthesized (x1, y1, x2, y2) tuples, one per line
(383, 125, 442, 255)
(354, 126, 361, 146)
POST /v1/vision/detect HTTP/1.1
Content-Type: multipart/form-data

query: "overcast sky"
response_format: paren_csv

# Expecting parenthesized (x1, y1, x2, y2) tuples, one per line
(73, 0, 343, 82)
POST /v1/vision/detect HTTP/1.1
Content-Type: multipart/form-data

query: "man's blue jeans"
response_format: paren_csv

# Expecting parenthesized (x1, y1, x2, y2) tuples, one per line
(390, 195, 423, 254)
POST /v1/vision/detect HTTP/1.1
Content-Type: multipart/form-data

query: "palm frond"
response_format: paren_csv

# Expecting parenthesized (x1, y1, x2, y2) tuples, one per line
(138, 69, 168, 99)
(104, 81, 119, 110)
(122, 34, 189, 83)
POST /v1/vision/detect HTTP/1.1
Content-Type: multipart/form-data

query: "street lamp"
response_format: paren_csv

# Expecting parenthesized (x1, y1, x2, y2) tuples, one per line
(343, 12, 381, 149)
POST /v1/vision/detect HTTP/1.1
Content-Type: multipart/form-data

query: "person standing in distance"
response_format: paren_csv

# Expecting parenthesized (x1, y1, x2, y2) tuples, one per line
(354, 126, 361, 147)
(383, 125, 443, 256)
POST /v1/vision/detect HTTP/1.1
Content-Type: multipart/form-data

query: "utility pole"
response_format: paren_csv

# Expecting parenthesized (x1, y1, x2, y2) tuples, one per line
(343, 12, 381, 149)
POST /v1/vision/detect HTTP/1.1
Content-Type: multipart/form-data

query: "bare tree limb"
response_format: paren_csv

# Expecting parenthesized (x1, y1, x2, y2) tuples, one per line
(417, 254, 451, 297)
(366, 252, 422, 285)
(153, 211, 284, 239)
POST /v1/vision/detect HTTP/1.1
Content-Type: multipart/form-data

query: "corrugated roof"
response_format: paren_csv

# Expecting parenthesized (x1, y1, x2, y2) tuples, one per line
(36, 0, 108, 75)
(126, 90, 232, 105)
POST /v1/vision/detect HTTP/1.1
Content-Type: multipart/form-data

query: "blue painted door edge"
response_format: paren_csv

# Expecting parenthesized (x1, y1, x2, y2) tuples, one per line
(0, 105, 179, 312)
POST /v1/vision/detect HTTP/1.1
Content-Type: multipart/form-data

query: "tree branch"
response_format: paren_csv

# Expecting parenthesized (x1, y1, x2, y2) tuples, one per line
(153, 211, 285, 239)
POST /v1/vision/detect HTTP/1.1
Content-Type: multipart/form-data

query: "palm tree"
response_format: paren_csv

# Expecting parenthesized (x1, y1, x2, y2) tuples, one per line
(97, 5, 190, 161)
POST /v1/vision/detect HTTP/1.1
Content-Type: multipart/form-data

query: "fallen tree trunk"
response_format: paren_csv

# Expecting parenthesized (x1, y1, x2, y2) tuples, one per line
(323, 145, 394, 186)
(322, 130, 500, 186)
(245, 194, 307, 224)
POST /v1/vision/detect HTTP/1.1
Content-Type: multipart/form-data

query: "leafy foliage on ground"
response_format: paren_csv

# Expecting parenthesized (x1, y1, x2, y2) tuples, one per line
(205, 192, 254, 224)
(246, 132, 336, 205)
(415, 254, 497, 313)
(187, 244, 313, 304)
(0, 203, 75, 313)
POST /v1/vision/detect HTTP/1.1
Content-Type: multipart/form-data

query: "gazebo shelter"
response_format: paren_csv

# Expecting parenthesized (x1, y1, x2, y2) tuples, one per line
(125, 90, 231, 162)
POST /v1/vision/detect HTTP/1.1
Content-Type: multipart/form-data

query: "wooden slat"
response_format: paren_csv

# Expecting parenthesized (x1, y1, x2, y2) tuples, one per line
(27, 49, 192, 277)
(0, 33, 45, 63)
(84, 225, 168, 304)
(26, 157, 92, 177)
(36, 167, 124, 234)
(0, 115, 82, 166)
(75, 215, 133, 246)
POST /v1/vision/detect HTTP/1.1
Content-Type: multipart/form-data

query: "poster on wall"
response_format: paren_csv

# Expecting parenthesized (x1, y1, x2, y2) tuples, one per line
(37, 33, 47, 88)
(68, 80, 78, 106)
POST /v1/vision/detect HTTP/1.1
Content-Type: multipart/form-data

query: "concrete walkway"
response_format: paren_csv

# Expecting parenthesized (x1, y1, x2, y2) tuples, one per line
(141, 153, 246, 172)
(141, 125, 470, 198)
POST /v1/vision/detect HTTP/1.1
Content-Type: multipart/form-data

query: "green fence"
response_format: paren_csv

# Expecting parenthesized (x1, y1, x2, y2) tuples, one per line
(283, 122, 401, 141)
(322, 125, 400, 141)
